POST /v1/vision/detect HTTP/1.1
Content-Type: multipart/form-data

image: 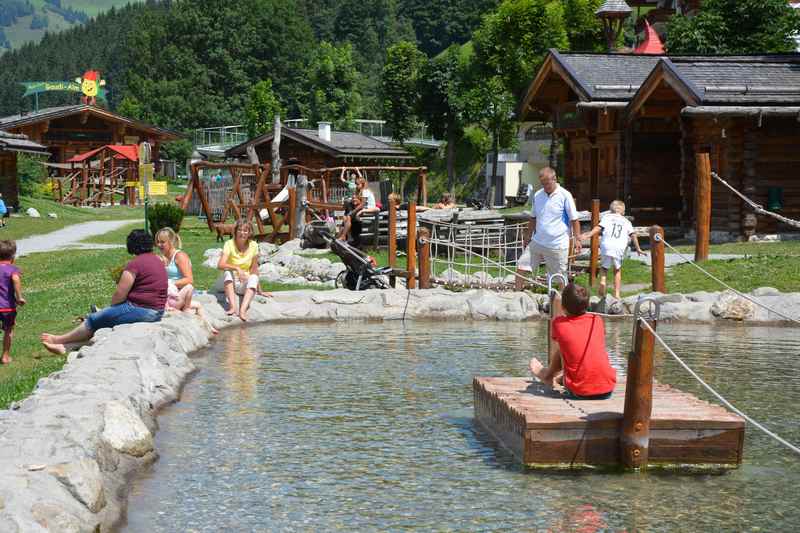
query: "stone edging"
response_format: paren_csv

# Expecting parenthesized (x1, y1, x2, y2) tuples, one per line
(1, 285, 797, 531)
(0, 288, 540, 531)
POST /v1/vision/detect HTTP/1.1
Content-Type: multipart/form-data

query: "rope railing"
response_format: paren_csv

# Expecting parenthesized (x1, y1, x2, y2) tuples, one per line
(712, 171, 800, 229)
(656, 234, 800, 325)
(638, 317, 800, 456)
(424, 219, 548, 289)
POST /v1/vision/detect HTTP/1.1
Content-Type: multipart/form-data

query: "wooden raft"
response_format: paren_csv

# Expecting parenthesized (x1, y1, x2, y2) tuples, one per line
(473, 377, 745, 467)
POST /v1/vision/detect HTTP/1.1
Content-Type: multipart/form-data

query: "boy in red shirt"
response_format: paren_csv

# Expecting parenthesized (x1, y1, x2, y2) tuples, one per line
(530, 283, 616, 399)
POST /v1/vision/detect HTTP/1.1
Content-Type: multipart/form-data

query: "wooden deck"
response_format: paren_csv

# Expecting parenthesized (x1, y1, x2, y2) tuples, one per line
(473, 377, 745, 467)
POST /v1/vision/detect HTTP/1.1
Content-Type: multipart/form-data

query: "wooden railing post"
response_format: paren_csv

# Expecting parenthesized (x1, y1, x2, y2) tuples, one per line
(420, 168, 428, 206)
(418, 227, 431, 289)
(589, 198, 600, 288)
(287, 184, 297, 241)
(407, 199, 417, 289)
(388, 197, 397, 268)
(695, 152, 711, 262)
(649, 225, 665, 293)
(621, 306, 658, 470)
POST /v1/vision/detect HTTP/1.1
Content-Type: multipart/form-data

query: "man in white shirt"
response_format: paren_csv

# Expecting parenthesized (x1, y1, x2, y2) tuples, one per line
(522, 167, 581, 280)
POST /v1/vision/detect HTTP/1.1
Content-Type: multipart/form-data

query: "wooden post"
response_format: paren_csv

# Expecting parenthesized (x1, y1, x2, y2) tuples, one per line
(388, 196, 397, 288)
(419, 168, 428, 206)
(621, 312, 658, 469)
(110, 156, 116, 206)
(418, 227, 431, 289)
(388, 196, 397, 268)
(80, 163, 88, 204)
(589, 199, 600, 288)
(288, 183, 297, 240)
(293, 174, 307, 239)
(649, 225, 665, 293)
(695, 152, 711, 262)
(407, 199, 417, 289)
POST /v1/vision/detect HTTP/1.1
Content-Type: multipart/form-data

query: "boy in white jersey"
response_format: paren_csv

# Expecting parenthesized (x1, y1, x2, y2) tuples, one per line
(581, 200, 644, 300)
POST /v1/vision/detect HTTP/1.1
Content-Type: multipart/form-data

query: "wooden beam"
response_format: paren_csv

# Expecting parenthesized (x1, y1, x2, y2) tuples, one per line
(621, 312, 658, 470)
(589, 199, 600, 289)
(649, 225, 665, 293)
(407, 200, 417, 289)
(694, 152, 711, 262)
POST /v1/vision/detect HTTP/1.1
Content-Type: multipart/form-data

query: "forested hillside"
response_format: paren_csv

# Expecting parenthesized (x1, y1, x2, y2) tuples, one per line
(0, 0, 497, 130)
(0, 0, 129, 52)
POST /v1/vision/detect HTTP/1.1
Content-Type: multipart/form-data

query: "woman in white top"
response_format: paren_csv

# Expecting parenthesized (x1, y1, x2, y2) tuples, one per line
(356, 176, 379, 213)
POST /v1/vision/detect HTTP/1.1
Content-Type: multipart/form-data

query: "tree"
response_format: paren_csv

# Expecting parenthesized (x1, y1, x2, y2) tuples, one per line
(666, 0, 800, 54)
(418, 44, 469, 191)
(244, 79, 283, 138)
(302, 41, 362, 129)
(458, 75, 517, 205)
(382, 41, 425, 145)
(399, 0, 501, 56)
(564, 0, 605, 52)
(116, 95, 144, 120)
(472, 0, 569, 99)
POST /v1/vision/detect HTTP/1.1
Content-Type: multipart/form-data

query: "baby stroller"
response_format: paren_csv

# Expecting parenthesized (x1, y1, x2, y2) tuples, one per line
(328, 237, 393, 290)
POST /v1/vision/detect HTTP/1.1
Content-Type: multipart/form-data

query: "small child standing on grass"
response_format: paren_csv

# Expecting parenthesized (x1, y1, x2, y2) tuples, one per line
(0, 240, 24, 364)
(581, 200, 644, 301)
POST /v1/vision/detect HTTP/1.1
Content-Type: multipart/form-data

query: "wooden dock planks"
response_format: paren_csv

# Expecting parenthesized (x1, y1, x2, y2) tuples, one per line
(474, 377, 745, 467)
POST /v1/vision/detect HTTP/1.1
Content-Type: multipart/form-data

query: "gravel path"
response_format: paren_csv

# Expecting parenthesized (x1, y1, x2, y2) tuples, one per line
(629, 252, 745, 267)
(15, 219, 140, 257)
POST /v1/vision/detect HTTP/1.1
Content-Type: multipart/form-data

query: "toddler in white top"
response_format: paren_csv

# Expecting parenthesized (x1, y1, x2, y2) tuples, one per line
(581, 200, 644, 299)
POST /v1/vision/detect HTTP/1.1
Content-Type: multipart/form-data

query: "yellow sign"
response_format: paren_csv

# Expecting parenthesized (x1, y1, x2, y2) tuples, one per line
(139, 181, 168, 196)
(139, 163, 154, 181)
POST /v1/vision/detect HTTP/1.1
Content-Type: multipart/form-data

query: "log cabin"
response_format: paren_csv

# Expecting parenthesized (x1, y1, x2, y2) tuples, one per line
(520, 50, 800, 239)
(225, 122, 413, 169)
(0, 130, 49, 208)
(0, 104, 179, 172)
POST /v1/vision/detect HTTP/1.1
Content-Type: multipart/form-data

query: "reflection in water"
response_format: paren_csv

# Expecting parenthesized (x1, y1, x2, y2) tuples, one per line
(125, 321, 800, 532)
(220, 328, 258, 402)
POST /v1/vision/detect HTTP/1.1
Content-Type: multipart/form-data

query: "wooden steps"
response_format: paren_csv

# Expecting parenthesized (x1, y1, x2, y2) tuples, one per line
(473, 377, 745, 467)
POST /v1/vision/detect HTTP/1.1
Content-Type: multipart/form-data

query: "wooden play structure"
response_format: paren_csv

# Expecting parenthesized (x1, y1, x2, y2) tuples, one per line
(182, 161, 428, 245)
(52, 144, 139, 206)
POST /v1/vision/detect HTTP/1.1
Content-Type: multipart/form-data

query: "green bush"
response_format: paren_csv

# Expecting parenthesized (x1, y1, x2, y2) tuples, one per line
(147, 202, 184, 236)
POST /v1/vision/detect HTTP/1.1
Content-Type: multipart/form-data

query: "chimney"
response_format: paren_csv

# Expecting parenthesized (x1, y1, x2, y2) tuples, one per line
(318, 121, 331, 142)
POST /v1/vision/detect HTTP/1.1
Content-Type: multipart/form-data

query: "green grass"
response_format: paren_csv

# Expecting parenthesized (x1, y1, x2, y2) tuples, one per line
(0, 202, 316, 409)
(5, 196, 144, 241)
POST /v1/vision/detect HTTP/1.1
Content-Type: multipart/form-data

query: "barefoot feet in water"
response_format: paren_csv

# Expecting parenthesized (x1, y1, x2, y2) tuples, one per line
(529, 358, 554, 388)
(40, 333, 67, 356)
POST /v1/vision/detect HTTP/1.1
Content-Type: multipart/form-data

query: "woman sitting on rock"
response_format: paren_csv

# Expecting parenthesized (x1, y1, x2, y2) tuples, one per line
(41, 229, 167, 355)
(217, 218, 262, 321)
(155, 227, 217, 334)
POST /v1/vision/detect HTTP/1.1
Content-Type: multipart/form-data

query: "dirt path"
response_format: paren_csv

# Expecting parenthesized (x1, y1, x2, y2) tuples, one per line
(16, 219, 140, 257)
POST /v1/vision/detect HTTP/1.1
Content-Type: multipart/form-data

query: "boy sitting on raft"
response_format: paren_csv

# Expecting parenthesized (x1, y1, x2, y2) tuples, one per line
(529, 283, 616, 400)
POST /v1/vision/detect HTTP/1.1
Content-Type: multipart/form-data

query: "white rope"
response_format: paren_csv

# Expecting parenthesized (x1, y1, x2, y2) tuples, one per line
(659, 237, 800, 325)
(712, 171, 800, 229)
(638, 318, 800, 456)
(426, 236, 547, 289)
(425, 219, 536, 290)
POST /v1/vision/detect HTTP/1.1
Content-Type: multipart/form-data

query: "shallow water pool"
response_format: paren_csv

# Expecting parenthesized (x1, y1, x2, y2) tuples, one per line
(123, 320, 800, 532)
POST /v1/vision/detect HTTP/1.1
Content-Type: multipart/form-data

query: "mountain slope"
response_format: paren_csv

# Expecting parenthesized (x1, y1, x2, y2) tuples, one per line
(0, 0, 138, 52)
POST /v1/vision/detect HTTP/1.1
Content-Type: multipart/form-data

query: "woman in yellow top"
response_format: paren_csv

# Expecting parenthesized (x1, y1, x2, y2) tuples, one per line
(217, 218, 261, 321)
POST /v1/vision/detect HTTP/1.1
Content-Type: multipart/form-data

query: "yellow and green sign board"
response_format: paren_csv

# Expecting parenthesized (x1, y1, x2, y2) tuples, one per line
(21, 80, 108, 101)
